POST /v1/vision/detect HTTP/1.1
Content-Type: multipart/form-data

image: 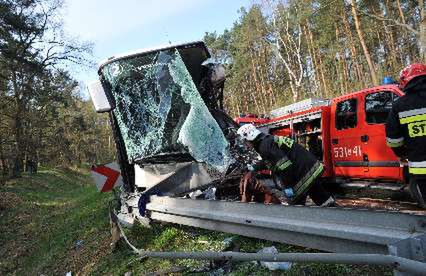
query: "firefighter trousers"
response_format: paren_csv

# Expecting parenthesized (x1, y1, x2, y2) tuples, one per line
(409, 175, 426, 208)
(293, 178, 331, 206)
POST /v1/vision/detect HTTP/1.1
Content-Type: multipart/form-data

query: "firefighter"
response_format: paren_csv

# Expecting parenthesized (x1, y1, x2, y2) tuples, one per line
(237, 124, 336, 206)
(386, 63, 426, 208)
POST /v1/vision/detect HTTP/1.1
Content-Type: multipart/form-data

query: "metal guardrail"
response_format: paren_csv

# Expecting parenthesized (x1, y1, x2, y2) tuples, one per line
(114, 204, 426, 275)
(146, 196, 426, 256)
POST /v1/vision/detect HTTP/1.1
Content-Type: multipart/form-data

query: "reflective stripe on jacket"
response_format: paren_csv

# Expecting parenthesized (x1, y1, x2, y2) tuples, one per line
(385, 80, 426, 175)
(254, 134, 320, 187)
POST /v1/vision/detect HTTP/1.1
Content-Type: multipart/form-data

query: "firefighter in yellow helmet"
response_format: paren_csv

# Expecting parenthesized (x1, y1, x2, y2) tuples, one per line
(386, 63, 426, 208)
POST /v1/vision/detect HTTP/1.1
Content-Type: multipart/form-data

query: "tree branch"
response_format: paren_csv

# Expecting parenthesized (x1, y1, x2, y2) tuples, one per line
(357, 8, 419, 35)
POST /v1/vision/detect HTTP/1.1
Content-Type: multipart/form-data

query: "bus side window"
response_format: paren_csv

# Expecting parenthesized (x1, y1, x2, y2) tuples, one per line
(336, 99, 357, 130)
(365, 91, 399, 124)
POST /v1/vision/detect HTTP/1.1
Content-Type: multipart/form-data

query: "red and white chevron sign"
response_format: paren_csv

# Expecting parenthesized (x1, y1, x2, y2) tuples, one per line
(91, 162, 123, 192)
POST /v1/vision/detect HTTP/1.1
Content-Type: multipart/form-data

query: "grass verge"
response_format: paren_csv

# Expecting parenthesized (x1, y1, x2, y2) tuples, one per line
(0, 168, 391, 275)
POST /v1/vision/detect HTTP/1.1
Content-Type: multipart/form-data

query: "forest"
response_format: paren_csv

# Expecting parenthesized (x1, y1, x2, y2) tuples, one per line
(0, 0, 115, 178)
(205, 0, 426, 116)
(1, 0, 425, 177)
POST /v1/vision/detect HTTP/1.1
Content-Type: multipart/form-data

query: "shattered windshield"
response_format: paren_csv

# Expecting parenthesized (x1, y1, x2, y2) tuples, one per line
(101, 49, 232, 172)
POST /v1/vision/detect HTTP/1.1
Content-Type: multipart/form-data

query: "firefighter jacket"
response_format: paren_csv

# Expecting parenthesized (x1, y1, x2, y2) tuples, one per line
(252, 134, 324, 196)
(386, 79, 426, 175)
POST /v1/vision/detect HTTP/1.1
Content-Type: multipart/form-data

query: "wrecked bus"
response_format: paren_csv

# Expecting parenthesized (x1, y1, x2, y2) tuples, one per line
(85, 42, 426, 270)
(88, 41, 255, 224)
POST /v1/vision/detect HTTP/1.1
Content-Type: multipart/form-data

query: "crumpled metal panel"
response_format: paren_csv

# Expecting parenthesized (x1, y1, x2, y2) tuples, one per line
(134, 162, 222, 196)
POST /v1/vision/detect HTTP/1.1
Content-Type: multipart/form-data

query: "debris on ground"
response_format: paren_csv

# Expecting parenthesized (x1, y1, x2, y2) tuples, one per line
(336, 197, 426, 215)
(188, 190, 203, 199)
(191, 236, 241, 274)
(187, 187, 217, 200)
(74, 240, 83, 250)
(222, 237, 236, 250)
(142, 266, 186, 276)
(255, 246, 292, 271)
(204, 187, 217, 200)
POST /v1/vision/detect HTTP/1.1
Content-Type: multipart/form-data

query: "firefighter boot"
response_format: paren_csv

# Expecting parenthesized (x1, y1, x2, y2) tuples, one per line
(409, 176, 426, 209)
(320, 196, 339, 207)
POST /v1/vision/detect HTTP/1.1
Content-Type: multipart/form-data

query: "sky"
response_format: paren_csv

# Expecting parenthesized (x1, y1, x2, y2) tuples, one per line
(63, 0, 251, 96)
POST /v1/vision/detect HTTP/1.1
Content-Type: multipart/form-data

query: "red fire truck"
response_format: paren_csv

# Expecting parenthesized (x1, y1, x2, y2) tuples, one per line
(251, 84, 407, 186)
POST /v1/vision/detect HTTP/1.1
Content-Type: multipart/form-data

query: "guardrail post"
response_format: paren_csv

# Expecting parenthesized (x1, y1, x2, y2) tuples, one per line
(388, 234, 426, 275)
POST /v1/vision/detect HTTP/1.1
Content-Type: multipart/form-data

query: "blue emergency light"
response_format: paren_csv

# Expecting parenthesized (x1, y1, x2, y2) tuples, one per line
(382, 76, 396, 85)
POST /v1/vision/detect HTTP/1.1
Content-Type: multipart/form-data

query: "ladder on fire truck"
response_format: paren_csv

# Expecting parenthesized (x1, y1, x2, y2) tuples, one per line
(269, 98, 330, 118)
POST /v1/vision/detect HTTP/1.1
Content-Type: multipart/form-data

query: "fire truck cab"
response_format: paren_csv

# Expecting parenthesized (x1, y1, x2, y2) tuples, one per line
(261, 84, 405, 183)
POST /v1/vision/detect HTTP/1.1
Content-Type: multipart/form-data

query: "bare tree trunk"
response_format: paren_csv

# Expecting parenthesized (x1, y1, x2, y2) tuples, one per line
(269, 5, 304, 103)
(227, 86, 241, 116)
(335, 23, 346, 94)
(12, 72, 23, 178)
(234, 88, 241, 115)
(0, 140, 8, 177)
(250, 84, 261, 115)
(304, 24, 321, 97)
(13, 115, 23, 177)
(255, 50, 271, 114)
(253, 22, 275, 111)
(258, 47, 277, 109)
(396, 0, 406, 25)
(342, 5, 364, 85)
(249, 52, 266, 114)
(374, 24, 385, 59)
(342, 56, 350, 92)
(350, 0, 378, 85)
(391, 0, 407, 64)
(261, 47, 278, 107)
(241, 81, 250, 112)
(288, 81, 298, 103)
(383, 0, 399, 70)
(387, 26, 399, 70)
(316, 52, 329, 98)
(267, 84, 276, 108)
(419, 0, 426, 62)
(306, 22, 328, 97)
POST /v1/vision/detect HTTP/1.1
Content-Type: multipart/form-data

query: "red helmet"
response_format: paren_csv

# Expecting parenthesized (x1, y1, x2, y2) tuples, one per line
(399, 63, 426, 89)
